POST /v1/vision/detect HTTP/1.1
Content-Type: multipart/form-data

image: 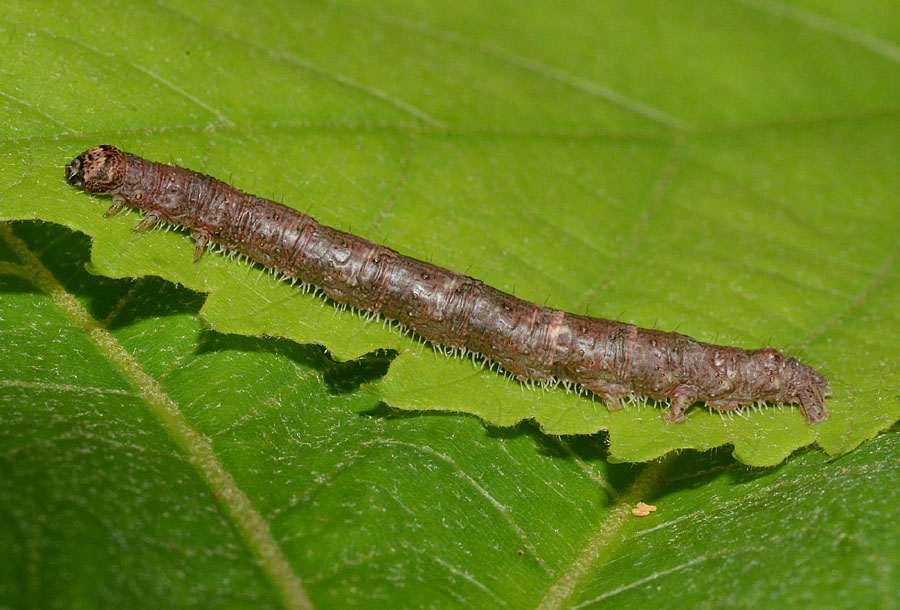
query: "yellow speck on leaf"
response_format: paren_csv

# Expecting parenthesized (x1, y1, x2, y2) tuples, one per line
(631, 501, 657, 517)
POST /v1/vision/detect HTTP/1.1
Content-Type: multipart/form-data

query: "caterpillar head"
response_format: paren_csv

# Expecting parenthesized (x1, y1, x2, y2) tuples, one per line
(66, 145, 127, 194)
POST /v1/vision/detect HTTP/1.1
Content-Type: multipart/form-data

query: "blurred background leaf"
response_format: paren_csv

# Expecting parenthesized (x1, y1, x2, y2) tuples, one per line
(1, 1, 898, 608)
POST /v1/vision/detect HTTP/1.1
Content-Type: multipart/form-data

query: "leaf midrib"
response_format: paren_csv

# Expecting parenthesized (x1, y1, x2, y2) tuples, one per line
(0, 223, 312, 610)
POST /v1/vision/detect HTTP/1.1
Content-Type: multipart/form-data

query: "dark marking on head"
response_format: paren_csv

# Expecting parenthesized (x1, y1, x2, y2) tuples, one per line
(66, 145, 127, 194)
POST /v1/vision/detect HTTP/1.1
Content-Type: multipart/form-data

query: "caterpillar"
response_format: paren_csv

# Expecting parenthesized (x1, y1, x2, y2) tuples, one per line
(65, 145, 833, 424)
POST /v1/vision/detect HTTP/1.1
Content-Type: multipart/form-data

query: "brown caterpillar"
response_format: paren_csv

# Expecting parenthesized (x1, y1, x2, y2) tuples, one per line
(65, 145, 833, 424)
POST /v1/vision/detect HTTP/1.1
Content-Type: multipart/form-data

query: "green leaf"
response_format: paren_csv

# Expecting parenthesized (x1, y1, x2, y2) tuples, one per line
(1, 1, 898, 608)
(4, 2, 899, 466)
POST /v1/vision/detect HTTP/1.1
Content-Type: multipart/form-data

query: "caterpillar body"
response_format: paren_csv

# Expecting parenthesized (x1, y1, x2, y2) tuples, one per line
(66, 145, 833, 424)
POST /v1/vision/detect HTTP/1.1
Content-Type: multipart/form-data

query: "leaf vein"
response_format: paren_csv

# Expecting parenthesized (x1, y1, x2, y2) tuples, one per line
(0, 224, 313, 610)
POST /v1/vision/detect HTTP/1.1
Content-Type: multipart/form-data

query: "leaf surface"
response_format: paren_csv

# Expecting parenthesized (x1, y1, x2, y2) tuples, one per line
(1, 1, 898, 608)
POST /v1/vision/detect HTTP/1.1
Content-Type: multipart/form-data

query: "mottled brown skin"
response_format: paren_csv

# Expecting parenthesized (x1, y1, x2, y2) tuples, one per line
(66, 145, 833, 423)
